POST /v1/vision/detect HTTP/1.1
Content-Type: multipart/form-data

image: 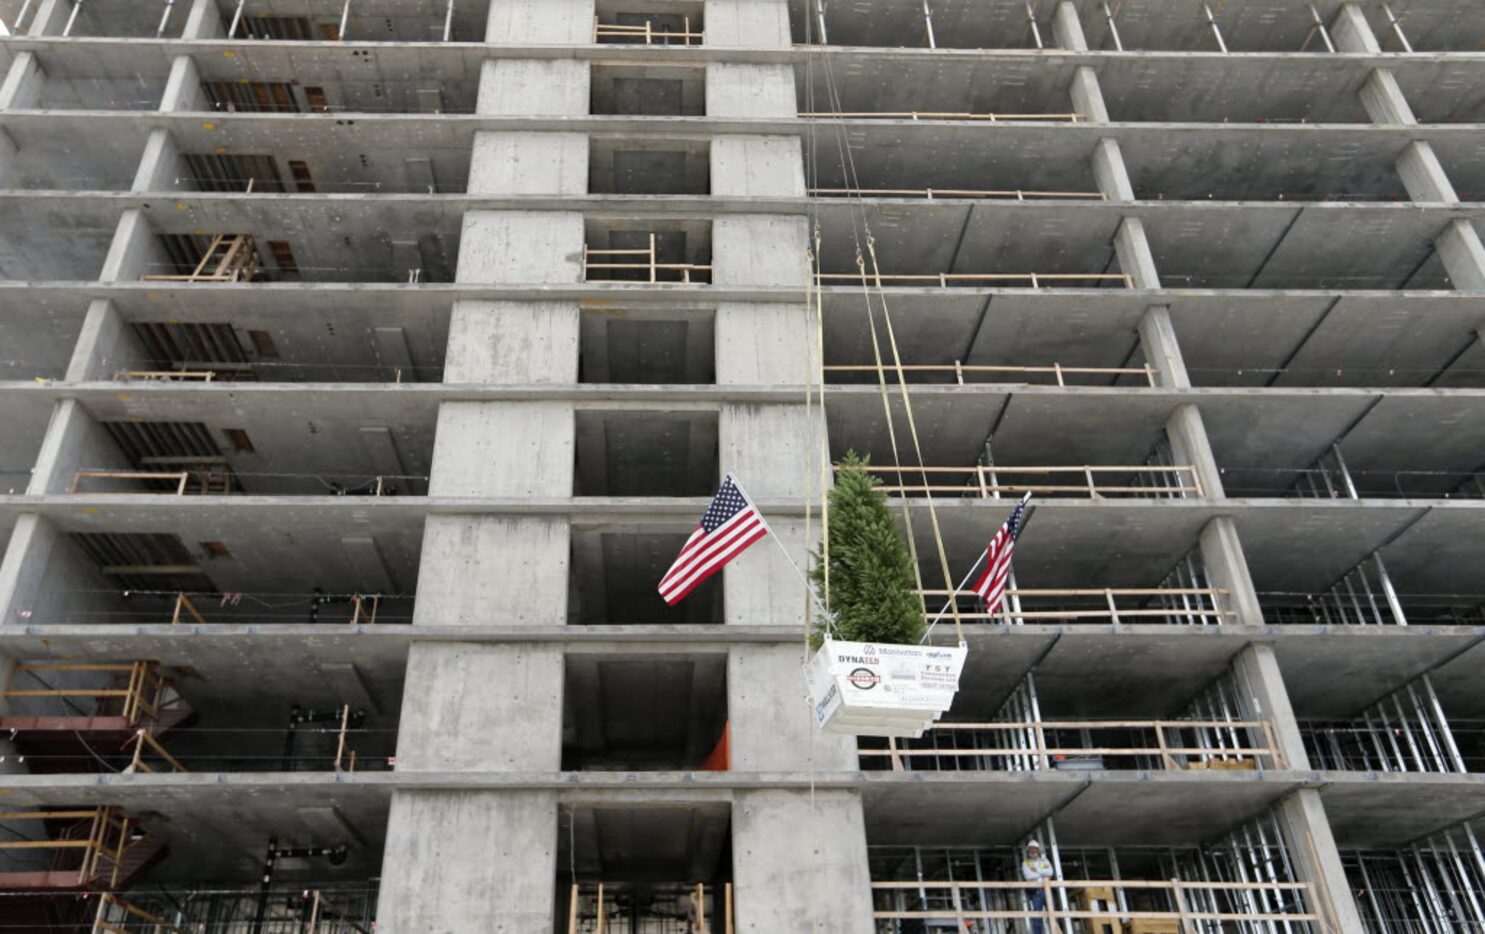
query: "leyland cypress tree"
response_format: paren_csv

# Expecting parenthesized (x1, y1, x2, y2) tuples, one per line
(811, 451, 925, 647)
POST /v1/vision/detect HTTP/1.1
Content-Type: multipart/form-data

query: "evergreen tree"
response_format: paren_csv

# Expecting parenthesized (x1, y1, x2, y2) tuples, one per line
(811, 451, 925, 647)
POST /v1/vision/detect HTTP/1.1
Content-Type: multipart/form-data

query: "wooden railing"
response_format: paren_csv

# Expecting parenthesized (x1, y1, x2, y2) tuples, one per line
(861, 719, 1283, 771)
(872, 879, 1318, 929)
(5, 661, 180, 726)
(94, 892, 190, 934)
(845, 463, 1203, 498)
(816, 271, 1132, 288)
(800, 111, 1084, 122)
(810, 187, 1106, 201)
(69, 469, 235, 495)
(584, 235, 713, 284)
(593, 16, 702, 44)
(0, 807, 141, 888)
(568, 882, 733, 934)
(113, 370, 218, 382)
(140, 234, 260, 283)
(917, 587, 1236, 624)
(126, 729, 187, 774)
(823, 362, 1157, 387)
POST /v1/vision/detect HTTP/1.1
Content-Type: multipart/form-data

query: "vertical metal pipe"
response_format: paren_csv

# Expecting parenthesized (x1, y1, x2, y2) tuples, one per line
(1025, 1, 1043, 49)
(1202, 3, 1227, 52)
(1382, 4, 1413, 52)
(338, 0, 351, 41)
(1101, 2, 1123, 51)
(1404, 682, 1449, 772)
(921, 0, 935, 48)
(228, 0, 245, 38)
(1308, 4, 1336, 52)
(62, 0, 83, 36)
(156, 0, 176, 38)
(443, 0, 454, 42)
(1374, 553, 1409, 626)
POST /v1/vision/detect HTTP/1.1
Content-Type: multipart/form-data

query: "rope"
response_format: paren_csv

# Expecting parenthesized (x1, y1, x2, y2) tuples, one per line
(865, 236, 967, 644)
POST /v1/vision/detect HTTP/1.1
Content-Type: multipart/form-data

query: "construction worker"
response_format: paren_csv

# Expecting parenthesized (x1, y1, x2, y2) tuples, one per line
(1021, 840, 1056, 934)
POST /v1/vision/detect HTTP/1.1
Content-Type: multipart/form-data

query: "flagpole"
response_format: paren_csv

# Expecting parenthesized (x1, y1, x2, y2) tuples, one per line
(725, 474, 832, 620)
(921, 492, 1032, 643)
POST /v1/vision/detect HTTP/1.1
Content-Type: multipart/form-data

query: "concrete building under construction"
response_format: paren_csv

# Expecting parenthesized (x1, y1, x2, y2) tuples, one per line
(0, 0, 1482, 930)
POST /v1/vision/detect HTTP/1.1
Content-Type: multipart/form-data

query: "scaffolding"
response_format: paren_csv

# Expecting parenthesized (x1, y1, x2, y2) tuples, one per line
(140, 234, 261, 283)
(1345, 821, 1485, 933)
(869, 814, 1317, 932)
(861, 672, 1280, 773)
(0, 807, 160, 891)
(1300, 673, 1465, 773)
(567, 882, 732, 934)
(89, 882, 379, 933)
(584, 235, 713, 284)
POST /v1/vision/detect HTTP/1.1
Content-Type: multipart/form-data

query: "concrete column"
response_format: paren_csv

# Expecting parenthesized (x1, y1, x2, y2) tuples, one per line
(1069, 67, 1109, 123)
(182, 0, 226, 39)
(1051, 1, 1088, 50)
(131, 129, 187, 192)
(1328, 4, 1380, 53)
(1358, 69, 1416, 125)
(1435, 220, 1485, 291)
(1197, 516, 1266, 627)
(1165, 405, 1223, 498)
(711, 137, 806, 197)
(706, 0, 791, 47)
(1396, 140, 1459, 203)
(1273, 790, 1366, 932)
(394, 643, 564, 769)
(1091, 138, 1136, 202)
(27, 400, 133, 495)
(477, 59, 590, 116)
(376, 790, 559, 934)
(1231, 643, 1309, 770)
(64, 301, 150, 381)
(98, 209, 168, 282)
(469, 132, 587, 194)
(730, 645, 854, 770)
(1137, 305, 1191, 388)
(715, 303, 817, 384)
(25, 0, 76, 36)
(445, 302, 580, 384)
(732, 789, 875, 932)
(0, 128, 16, 188)
(486, 0, 594, 43)
(707, 63, 798, 118)
(159, 55, 209, 112)
(714, 215, 810, 287)
(0, 514, 119, 627)
(0, 53, 47, 110)
(1113, 217, 1161, 289)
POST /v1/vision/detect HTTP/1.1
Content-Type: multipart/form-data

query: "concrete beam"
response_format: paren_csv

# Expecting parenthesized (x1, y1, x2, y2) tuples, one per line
(732, 789, 874, 933)
(376, 790, 558, 933)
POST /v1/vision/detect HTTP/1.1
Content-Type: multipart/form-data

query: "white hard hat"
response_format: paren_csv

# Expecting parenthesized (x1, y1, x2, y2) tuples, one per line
(1027, 840, 1043, 850)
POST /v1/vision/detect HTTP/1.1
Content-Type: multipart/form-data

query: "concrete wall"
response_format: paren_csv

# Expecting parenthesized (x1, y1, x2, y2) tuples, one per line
(412, 517, 570, 626)
(377, 790, 560, 934)
(0, 514, 120, 628)
(732, 789, 875, 933)
(706, 0, 792, 47)
(444, 301, 581, 384)
(64, 300, 150, 382)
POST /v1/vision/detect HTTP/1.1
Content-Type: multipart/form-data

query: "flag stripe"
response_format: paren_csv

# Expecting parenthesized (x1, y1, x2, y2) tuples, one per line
(658, 508, 763, 594)
(659, 522, 768, 605)
(970, 499, 1028, 617)
(659, 511, 766, 602)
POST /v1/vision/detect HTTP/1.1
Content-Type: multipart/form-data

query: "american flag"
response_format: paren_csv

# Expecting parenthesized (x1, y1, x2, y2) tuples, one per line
(971, 494, 1030, 616)
(658, 476, 768, 606)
